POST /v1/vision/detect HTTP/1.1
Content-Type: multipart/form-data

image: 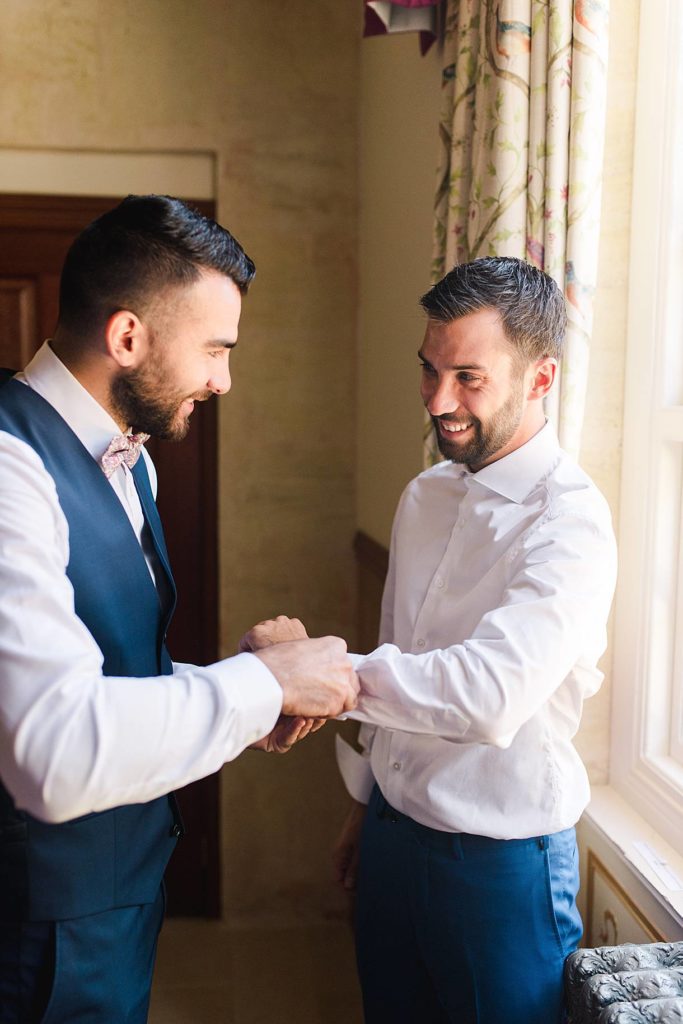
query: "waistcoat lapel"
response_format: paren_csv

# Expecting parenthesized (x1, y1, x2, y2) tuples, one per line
(131, 457, 177, 630)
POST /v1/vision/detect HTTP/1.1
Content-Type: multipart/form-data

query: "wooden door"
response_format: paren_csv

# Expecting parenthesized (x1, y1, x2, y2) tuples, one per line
(0, 193, 220, 916)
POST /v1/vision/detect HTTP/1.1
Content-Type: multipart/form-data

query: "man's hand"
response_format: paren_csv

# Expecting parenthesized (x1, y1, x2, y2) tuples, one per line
(255, 636, 359, 718)
(332, 799, 367, 891)
(239, 615, 308, 652)
(251, 715, 326, 753)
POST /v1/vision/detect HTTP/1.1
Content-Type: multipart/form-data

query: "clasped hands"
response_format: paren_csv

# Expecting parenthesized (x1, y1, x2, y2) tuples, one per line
(238, 616, 359, 755)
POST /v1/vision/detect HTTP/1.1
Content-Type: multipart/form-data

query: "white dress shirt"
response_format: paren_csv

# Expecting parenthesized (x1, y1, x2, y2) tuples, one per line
(0, 342, 282, 823)
(339, 423, 617, 839)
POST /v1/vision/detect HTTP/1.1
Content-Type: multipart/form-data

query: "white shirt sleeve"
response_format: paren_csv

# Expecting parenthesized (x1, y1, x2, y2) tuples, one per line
(335, 524, 401, 804)
(0, 432, 283, 824)
(347, 509, 617, 747)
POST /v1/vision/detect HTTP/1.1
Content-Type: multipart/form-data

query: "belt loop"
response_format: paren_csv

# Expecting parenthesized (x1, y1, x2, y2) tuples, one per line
(538, 835, 549, 851)
(376, 793, 388, 819)
(451, 834, 464, 861)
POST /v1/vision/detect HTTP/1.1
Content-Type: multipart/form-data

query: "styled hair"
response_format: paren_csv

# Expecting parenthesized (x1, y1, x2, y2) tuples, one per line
(57, 194, 255, 337)
(419, 257, 566, 363)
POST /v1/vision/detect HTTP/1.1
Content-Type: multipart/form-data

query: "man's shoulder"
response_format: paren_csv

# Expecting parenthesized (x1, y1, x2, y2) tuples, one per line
(395, 459, 459, 508)
(0, 428, 46, 467)
(407, 458, 456, 490)
(542, 448, 613, 531)
(0, 429, 61, 509)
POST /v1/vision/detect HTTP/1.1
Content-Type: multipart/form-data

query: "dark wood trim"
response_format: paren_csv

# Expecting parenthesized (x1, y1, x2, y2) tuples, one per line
(353, 530, 389, 579)
(0, 193, 214, 230)
(200, 399, 219, 663)
(354, 530, 389, 655)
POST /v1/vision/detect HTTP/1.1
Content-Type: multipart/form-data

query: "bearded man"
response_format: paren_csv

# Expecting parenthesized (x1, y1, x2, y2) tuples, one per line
(328, 256, 618, 1024)
(0, 194, 357, 1023)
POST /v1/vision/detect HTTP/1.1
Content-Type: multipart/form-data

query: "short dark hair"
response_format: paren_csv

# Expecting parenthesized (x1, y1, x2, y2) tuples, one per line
(420, 257, 566, 363)
(57, 194, 256, 337)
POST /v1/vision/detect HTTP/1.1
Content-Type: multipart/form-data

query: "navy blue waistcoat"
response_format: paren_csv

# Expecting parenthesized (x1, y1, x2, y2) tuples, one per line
(0, 374, 182, 923)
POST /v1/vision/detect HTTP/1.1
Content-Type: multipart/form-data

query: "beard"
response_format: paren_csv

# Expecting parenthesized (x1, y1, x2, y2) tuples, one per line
(110, 348, 210, 442)
(432, 381, 525, 470)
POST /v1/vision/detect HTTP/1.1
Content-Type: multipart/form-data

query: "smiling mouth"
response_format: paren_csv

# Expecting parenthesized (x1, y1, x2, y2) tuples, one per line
(438, 420, 472, 435)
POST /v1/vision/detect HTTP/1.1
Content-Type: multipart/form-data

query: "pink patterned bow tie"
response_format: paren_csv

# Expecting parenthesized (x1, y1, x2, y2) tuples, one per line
(100, 432, 150, 479)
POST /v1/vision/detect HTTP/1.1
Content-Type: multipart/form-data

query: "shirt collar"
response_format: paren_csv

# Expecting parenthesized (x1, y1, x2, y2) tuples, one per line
(20, 340, 126, 463)
(462, 421, 561, 503)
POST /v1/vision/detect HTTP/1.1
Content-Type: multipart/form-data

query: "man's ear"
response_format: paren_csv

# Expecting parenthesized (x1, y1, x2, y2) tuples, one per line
(104, 310, 148, 369)
(526, 357, 557, 401)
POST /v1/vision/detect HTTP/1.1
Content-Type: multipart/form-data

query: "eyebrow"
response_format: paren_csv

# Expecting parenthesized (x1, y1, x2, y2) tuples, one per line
(417, 349, 487, 371)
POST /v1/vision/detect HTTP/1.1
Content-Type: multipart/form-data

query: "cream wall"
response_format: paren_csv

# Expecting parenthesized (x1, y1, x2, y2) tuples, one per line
(0, 0, 359, 922)
(355, 9, 640, 781)
(357, 34, 443, 546)
(0, 149, 215, 199)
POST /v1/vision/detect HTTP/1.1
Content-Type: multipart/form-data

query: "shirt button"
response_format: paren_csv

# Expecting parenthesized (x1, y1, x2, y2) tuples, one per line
(393, 762, 401, 771)
(435, 577, 445, 589)
(416, 638, 425, 648)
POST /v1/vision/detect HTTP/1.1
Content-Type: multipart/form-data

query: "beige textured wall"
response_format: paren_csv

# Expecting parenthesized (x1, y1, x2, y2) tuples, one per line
(357, 34, 443, 547)
(355, 10, 641, 780)
(0, 0, 358, 922)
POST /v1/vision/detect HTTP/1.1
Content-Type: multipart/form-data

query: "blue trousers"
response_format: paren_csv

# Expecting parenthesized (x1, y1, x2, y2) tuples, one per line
(0, 888, 164, 1023)
(355, 787, 581, 1024)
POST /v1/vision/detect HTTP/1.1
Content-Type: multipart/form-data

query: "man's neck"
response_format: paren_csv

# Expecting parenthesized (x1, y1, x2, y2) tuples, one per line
(50, 335, 127, 430)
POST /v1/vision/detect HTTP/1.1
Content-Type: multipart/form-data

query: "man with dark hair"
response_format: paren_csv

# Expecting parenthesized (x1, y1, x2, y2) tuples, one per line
(247, 257, 617, 1022)
(333, 256, 617, 1024)
(57, 194, 258, 342)
(0, 194, 358, 1023)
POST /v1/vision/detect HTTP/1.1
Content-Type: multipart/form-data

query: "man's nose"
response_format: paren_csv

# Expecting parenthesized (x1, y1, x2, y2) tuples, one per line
(424, 379, 459, 418)
(208, 362, 231, 396)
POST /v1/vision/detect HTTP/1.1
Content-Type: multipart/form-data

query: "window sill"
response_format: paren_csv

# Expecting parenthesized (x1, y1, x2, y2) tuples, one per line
(584, 785, 683, 930)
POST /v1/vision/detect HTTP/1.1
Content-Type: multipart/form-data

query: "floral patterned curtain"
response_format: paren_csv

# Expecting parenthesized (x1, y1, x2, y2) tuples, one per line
(427, 0, 610, 465)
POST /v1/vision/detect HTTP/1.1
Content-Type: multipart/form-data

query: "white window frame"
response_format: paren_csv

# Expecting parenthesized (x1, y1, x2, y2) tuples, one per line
(611, 0, 683, 852)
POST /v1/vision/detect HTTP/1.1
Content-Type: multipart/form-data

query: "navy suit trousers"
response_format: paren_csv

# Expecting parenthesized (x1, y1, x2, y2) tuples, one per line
(355, 786, 581, 1024)
(0, 887, 164, 1023)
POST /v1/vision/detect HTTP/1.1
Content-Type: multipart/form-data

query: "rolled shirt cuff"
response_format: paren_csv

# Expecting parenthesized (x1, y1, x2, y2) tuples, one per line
(335, 733, 375, 804)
